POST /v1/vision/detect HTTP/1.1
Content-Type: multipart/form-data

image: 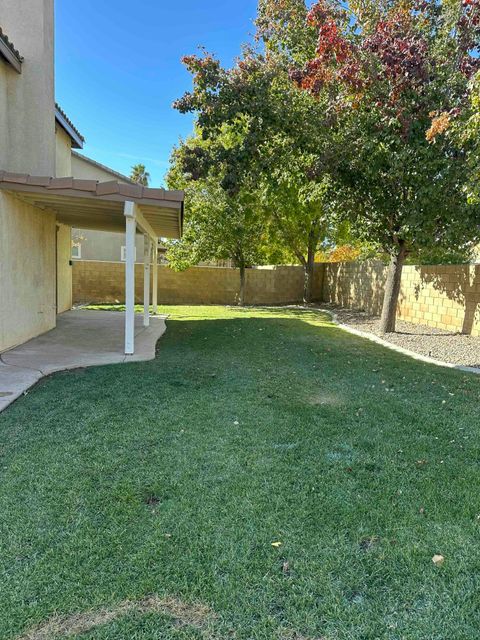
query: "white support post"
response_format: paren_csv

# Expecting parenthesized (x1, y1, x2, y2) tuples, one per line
(143, 235, 151, 327)
(152, 241, 158, 315)
(124, 201, 136, 355)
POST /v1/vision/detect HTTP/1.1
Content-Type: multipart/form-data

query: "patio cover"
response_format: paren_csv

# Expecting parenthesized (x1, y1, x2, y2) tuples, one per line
(0, 170, 185, 355)
(0, 171, 183, 238)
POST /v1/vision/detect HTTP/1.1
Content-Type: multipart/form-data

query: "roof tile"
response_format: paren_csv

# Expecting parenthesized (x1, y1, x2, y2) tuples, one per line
(55, 103, 85, 145)
(0, 28, 23, 64)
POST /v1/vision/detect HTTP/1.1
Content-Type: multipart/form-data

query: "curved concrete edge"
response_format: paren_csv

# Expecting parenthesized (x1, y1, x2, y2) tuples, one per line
(0, 311, 168, 414)
(318, 307, 480, 376)
(0, 362, 43, 413)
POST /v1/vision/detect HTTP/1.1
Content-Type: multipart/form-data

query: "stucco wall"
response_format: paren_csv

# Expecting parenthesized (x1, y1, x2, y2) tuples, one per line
(323, 260, 480, 336)
(0, 60, 9, 166)
(73, 229, 145, 263)
(72, 261, 325, 306)
(0, 192, 56, 352)
(0, 0, 55, 175)
(56, 224, 73, 313)
(71, 154, 131, 183)
(55, 127, 72, 177)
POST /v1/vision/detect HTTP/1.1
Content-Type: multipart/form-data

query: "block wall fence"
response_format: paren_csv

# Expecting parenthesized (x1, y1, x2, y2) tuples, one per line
(322, 261, 480, 336)
(72, 261, 325, 307)
(73, 259, 480, 335)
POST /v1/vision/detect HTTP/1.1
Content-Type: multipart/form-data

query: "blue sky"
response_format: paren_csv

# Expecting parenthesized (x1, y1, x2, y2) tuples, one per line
(55, 0, 258, 186)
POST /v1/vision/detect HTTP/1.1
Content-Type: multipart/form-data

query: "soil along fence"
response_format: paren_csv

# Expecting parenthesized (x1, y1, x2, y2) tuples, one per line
(72, 261, 325, 307)
(323, 260, 480, 336)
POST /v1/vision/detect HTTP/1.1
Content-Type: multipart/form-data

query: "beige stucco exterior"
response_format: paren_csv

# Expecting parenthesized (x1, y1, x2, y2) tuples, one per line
(0, 0, 55, 175)
(0, 0, 58, 352)
(55, 126, 73, 177)
(0, 192, 57, 352)
(1, 0, 183, 353)
(74, 229, 145, 263)
(0, 0, 75, 352)
(71, 153, 131, 183)
(0, 1, 129, 352)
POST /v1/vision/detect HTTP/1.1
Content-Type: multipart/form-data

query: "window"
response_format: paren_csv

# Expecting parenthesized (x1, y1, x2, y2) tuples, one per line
(121, 246, 137, 262)
(71, 244, 81, 260)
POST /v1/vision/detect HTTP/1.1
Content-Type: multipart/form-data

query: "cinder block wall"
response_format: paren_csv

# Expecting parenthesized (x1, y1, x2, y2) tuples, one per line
(323, 261, 480, 336)
(72, 261, 325, 307)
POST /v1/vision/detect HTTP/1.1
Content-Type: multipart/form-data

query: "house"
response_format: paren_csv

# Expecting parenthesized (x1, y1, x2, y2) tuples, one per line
(0, 0, 183, 356)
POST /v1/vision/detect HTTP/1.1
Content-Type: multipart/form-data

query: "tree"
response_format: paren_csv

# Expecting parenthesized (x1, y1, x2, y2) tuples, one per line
(166, 136, 268, 306)
(290, 0, 480, 331)
(130, 164, 150, 186)
(174, 1, 480, 324)
(451, 73, 480, 206)
(173, 15, 346, 302)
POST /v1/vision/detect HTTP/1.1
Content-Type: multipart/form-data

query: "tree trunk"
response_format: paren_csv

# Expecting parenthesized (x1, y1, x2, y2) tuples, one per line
(303, 235, 316, 304)
(380, 241, 407, 334)
(238, 263, 246, 306)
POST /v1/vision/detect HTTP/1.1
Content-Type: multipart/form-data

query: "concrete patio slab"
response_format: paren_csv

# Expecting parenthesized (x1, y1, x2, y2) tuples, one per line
(0, 310, 167, 412)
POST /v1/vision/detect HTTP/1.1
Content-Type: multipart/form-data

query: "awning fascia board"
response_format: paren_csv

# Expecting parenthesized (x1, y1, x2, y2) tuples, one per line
(0, 181, 183, 209)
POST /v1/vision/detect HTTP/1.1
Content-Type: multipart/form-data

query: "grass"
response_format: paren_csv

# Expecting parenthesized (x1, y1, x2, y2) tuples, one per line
(1, 305, 480, 639)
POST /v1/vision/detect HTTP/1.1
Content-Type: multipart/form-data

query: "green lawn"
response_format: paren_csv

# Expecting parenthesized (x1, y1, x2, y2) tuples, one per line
(1, 305, 480, 639)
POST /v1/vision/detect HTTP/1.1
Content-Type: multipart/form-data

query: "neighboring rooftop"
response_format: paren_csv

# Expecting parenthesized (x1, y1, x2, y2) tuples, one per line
(55, 103, 85, 149)
(72, 151, 135, 184)
(0, 27, 23, 73)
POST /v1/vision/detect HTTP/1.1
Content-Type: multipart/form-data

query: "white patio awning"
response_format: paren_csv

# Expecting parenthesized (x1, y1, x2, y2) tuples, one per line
(0, 171, 184, 239)
(1, 170, 185, 356)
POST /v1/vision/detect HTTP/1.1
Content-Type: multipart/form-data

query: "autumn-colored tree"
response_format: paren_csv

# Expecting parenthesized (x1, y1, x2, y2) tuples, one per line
(291, 0, 480, 331)
(174, 0, 479, 325)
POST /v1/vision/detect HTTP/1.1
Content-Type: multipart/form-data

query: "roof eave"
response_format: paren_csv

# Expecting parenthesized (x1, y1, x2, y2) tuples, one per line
(0, 35, 22, 73)
(55, 107, 84, 149)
